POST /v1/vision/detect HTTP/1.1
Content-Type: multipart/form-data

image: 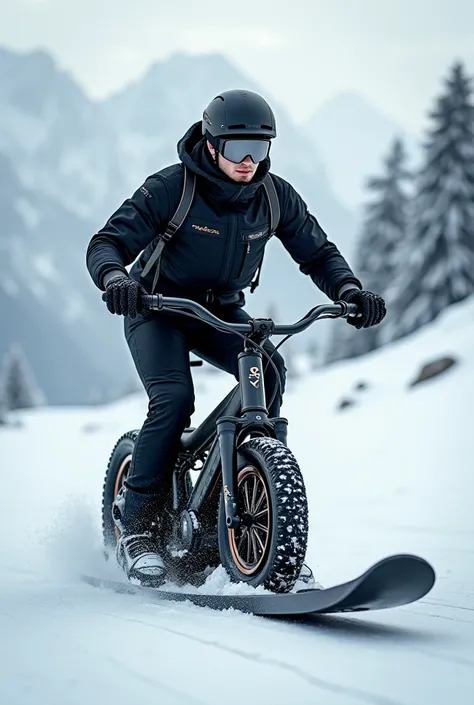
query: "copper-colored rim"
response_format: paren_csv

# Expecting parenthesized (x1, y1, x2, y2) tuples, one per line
(113, 454, 132, 538)
(228, 465, 271, 576)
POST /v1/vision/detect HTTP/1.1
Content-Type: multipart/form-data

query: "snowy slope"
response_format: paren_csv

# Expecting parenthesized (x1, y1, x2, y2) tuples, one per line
(1, 296, 474, 704)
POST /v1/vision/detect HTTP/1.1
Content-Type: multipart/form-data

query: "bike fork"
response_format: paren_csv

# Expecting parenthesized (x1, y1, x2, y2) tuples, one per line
(217, 419, 239, 529)
(217, 345, 288, 529)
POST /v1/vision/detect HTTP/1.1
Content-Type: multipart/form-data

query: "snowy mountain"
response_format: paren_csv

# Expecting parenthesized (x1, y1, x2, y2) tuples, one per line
(0, 47, 122, 219)
(1, 294, 473, 704)
(0, 47, 358, 403)
(0, 151, 136, 405)
(303, 92, 420, 210)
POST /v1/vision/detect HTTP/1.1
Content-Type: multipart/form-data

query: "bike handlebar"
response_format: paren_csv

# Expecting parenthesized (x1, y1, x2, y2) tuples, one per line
(141, 294, 359, 337)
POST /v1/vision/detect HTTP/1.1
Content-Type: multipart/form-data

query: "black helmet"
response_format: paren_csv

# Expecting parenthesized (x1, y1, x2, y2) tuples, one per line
(202, 89, 276, 139)
(202, 89, 276, 164)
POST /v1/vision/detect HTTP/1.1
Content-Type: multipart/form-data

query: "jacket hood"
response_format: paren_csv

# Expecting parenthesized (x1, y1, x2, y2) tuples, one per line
(177, 122, 271, 204)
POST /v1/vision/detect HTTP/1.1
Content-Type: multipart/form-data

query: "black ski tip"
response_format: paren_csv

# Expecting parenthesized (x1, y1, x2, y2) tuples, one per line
(327, 553, 436, 613)
(369, 553, 436, 593)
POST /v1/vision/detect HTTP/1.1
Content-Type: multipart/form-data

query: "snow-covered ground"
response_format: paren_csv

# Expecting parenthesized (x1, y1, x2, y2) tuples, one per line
(2, 297, 474, 705)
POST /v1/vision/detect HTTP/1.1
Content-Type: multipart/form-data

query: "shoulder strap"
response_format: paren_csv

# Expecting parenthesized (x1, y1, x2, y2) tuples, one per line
(262, 174, 280, 233)
(141, 166, 196, 293)
(250, 174, 280, 293)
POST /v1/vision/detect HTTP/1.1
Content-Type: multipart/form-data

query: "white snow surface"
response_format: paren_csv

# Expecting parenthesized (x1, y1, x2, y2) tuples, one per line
(2, 296, 474, 705)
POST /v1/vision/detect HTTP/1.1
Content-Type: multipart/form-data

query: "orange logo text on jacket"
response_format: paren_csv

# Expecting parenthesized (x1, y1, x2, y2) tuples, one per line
(192, 224, 220, 235)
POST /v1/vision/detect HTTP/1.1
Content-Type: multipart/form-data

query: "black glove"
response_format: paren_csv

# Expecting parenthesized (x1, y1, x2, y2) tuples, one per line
(102, 274, 148, 318)
(339, 288, 386, 329)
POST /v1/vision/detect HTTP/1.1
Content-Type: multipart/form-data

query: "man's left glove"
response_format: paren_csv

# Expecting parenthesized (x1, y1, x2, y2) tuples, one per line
(338, 288, 386, 329)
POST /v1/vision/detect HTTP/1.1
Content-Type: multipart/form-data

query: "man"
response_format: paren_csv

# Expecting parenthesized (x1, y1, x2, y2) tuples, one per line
(86, 89, 386, 585)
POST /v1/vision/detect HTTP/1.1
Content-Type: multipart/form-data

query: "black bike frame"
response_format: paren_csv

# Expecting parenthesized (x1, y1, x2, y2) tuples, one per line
(142, 295, 358, 530)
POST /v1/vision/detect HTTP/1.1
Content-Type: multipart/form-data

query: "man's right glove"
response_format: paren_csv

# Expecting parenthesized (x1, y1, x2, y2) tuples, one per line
(339, 288, 386, 329)
(102, 273, 147, 318)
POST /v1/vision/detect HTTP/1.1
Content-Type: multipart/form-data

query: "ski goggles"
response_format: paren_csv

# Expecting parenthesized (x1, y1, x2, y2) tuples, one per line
(218, 138, 271, 164)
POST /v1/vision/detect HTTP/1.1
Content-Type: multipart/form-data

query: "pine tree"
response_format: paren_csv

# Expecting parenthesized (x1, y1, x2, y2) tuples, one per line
(2, 343, 46, 411)
(382, 61, 474, 342)
(325, 137, 411, 363)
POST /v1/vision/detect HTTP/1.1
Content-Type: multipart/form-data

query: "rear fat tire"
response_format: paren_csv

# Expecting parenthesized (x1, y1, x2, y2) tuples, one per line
(101, 430, 219, 579)
(102, 430, 139, 552)
(218, 437, 309, 593)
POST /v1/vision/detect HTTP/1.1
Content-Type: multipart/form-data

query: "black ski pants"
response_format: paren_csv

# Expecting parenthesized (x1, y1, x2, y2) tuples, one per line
(123, 304, 286, 504)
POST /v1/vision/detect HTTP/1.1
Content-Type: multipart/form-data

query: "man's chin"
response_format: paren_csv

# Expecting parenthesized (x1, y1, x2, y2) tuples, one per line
(233, 172, 254, 182)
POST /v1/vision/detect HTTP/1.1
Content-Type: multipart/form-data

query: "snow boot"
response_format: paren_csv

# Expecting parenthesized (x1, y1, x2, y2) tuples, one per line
(112, 485, 167, 587)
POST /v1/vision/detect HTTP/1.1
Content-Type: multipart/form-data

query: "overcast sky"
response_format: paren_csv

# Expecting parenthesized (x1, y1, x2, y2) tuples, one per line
(2, 0, 474, 132)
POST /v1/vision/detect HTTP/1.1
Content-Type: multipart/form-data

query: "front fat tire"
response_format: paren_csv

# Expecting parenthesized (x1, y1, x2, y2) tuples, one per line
(102, 430, 139, 551)
(218, 438, 309, 593)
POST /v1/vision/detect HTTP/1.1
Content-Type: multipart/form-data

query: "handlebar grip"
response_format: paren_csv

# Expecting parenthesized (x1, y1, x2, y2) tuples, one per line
(142, 294, 162, 310)
(345, 303, 360, 316)
(336, 300, 359, 317)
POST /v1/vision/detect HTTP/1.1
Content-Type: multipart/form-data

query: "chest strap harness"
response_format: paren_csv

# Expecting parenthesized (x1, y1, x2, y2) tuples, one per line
(141, 166, 280, 296)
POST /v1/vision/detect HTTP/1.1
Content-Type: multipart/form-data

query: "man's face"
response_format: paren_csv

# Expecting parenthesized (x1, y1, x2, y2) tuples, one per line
(207, 141, 259, 183)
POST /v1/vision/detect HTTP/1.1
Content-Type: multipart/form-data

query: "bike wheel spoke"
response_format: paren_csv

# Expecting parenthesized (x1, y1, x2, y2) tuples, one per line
(237, 526, 248, 551)
(253, 486, 266, 514)
(250, 474, 259, 514)
(253, 506, 268, 520)
(254, 522, 268, 534)
(233, 467, 271, 571)
(254, 527, 265, 552)
(250, 527, 258, 563)
(243, 480, 251, 513)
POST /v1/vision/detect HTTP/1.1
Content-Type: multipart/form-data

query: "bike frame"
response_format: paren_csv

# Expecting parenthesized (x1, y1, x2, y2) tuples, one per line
(142, 295, 357, 531)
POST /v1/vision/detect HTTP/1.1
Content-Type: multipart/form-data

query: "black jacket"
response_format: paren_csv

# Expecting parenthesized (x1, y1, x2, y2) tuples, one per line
(86, 122, 362, 303)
